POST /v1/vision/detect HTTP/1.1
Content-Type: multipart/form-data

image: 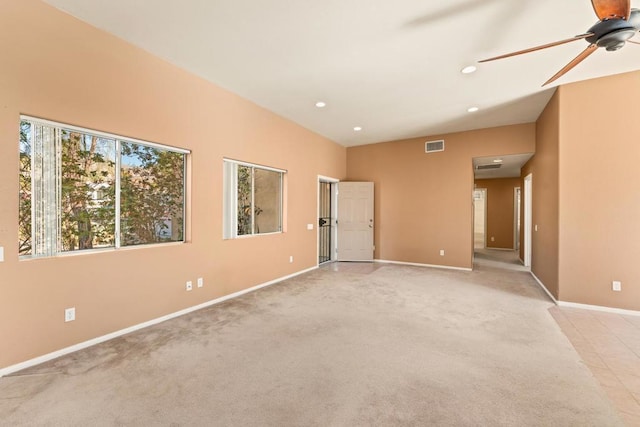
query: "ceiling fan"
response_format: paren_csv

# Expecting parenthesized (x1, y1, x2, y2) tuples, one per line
(480, 0, 640, 86)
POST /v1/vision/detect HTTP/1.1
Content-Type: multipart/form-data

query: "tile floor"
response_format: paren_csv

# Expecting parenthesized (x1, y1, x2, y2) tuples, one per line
(549, 306, 640, 426)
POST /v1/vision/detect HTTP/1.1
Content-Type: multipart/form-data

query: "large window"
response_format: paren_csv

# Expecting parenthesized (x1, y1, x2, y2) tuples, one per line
(19, 116, 189, 258)
(223, 159, 284, 238)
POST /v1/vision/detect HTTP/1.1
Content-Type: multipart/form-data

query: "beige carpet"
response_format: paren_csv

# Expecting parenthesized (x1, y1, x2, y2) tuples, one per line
(474, 249, 527, 272)
(0, 263, 622, 426)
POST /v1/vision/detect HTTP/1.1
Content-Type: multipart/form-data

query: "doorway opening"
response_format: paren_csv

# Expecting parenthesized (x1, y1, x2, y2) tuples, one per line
(318, 177, 338, 265)
(473, 188, 487, 250)
(523, 174, 532, 267)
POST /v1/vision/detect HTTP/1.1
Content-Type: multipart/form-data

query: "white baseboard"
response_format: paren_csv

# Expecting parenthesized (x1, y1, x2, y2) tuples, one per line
(375, 259, 472, 272)
(0, 265, 318, 378)
(557, 301, 640, 317)
(529, 272, 640, 317)
(530, 272, 558, 304)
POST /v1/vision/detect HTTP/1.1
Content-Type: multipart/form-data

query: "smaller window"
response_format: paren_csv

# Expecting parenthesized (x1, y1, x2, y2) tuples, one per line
(223, 159, 284, 239)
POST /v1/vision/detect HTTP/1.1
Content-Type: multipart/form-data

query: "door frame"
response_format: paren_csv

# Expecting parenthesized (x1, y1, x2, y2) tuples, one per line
(523, 174, 532, 267)
(513, 187, 521, 251)
(317, 175, 339, 266)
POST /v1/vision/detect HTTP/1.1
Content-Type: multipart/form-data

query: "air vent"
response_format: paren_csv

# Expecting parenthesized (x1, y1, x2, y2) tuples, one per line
(476, 164, 502, 170)
(425, 140, 444, 153)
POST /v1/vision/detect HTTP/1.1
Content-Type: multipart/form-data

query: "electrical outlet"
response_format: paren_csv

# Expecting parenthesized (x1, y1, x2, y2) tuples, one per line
(439, 249, 445, 256)
(0, 246, 4, 262)
(491, 236, 495, 242)
(64, 307, 75, 322)
(612, 281, 622, 292)
(197, 278, 203, 288)
(307, 224, 313, 230)
(289, 255, 294, 263)
(186, 281, 193, 291)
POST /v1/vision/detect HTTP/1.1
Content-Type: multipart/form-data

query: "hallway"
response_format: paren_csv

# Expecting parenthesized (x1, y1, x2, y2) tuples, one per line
(473, 248, 528, 272)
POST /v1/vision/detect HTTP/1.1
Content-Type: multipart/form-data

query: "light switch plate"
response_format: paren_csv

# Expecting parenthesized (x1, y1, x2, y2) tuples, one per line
(0, 246, 4, 262)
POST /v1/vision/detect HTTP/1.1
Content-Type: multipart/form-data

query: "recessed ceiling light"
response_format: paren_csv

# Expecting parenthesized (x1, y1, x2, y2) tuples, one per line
(353, 126, 362, 132)
(467, 106, 479, 113)
(493, 159, 503, 163)
(461, 65, 477, 74)
(315, 101, 326, 108)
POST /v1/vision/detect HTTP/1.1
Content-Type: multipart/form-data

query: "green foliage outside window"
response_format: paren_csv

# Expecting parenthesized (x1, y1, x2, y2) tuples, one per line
(18, 119, 186, 257)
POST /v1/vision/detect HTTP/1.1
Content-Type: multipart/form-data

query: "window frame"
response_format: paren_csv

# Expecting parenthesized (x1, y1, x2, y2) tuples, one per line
(19, 115, 190, 259)
(223, 158, 285, 239)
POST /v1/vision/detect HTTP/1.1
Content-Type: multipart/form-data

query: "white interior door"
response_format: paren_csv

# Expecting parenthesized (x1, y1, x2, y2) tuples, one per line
(337, 182, 374, 261)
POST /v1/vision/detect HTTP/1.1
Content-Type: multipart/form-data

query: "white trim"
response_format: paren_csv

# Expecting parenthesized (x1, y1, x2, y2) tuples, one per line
(375, 259, 473, 272)
(523, 174, 532, 267)
(223, 158, 287, 174)
(317, 175, 340, 183)
(485, 247, 515, 251)
(0, 265, 318, 378)
(528, 272, 640, 317)
(513, 187, 521, 251)
(250, 167, 256, 233)
(20, 115, 190, 154)
(530, 272, 558, 303)
(556, 301, 640, 317)
(115, 140, 122, 246)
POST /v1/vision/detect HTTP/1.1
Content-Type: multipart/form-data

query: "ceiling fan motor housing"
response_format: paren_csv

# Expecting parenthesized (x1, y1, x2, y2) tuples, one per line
(586, 8, 640, 50)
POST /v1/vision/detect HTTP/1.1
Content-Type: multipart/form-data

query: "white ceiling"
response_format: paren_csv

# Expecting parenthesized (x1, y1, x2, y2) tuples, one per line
(44, 0, 640, 147)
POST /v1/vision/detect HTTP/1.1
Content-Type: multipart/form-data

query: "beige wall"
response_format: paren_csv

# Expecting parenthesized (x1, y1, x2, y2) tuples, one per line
(557, 72, 640, 310)
(474, 178, 521, 250)
(522, 73, 640, 310)
(521, 91, 560, 298)
(0, 1, 346, 369)
(347, 124, 535, 269)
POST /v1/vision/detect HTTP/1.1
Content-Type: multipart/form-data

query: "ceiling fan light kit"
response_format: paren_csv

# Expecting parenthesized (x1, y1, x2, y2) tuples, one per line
(480, 0, 640, 86)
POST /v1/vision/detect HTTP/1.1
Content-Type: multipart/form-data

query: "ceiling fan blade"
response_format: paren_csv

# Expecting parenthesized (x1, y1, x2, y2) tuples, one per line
(591, 0, 630, 20)
(542, 44, 598, 86)
(479, 33, 593, 63)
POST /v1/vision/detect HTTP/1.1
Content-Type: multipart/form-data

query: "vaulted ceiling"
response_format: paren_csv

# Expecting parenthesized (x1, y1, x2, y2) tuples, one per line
(44, 0, 640, 147)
